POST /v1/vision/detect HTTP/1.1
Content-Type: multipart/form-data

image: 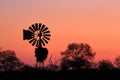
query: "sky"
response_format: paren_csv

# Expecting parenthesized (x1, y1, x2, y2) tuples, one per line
(0, 0, 120, 66)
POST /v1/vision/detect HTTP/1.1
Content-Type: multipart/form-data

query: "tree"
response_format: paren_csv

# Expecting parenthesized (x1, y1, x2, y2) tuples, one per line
(61, 43, 95, 70)
(0, 50, 27, 72)
(98, 59, 114, 70)
(35, 47, 48, 68)
(114, 55, 120, 69)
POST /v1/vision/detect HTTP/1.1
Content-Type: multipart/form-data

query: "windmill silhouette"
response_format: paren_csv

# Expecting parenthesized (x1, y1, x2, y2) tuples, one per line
(23, 23, 51, 68)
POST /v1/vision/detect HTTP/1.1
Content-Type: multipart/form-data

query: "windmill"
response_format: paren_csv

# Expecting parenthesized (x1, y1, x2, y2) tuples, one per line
(23, 23, 51, 68)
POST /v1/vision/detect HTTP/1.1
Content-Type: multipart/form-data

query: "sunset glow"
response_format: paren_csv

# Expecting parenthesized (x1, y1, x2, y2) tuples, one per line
(0, 0, 120, 65)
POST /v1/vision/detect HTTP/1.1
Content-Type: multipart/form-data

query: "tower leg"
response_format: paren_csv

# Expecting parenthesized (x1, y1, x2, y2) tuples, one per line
(36, 61, 38, 69)
(43, 61, 44, 68)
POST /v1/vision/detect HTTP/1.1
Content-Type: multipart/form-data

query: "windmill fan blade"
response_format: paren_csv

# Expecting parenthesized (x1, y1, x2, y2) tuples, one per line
(43, 30, 50, 34)
(44, 36, 50, 40)
(36, 40, 39, 47)
(38, 23, 42, 30)
(40, 25, 45, 32)
(29, 38, 35, 43)
(42, 38, 48, 44)
(31, 24, 36, 31)
(29, 26, 35, 32)
(32, 39, 37, 46)
(44, 34, 51, 37)
(35, 23, 39, 30)
(42, 27, 48, 32)
(41, 39, 45, 46)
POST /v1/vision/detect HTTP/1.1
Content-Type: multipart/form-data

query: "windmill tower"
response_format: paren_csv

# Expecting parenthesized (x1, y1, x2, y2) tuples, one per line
(23, 23, 51, 68)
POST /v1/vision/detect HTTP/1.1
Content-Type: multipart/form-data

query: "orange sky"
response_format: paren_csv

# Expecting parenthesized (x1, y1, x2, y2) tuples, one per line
(0, 0, 120, 66)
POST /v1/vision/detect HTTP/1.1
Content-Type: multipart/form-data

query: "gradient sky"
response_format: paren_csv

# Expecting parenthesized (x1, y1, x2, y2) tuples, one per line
(0, 0, 120, 66)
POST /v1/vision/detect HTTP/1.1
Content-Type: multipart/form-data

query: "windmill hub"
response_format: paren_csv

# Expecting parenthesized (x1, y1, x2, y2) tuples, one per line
(38, 32, 42, 37)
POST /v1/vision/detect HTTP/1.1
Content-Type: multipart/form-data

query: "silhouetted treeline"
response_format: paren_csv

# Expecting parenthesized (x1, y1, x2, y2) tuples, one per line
(0, 50, 32, 72)
(60, 43, 120, 70)
(1, 43, 120, 79)
(1, 43, 120, 71)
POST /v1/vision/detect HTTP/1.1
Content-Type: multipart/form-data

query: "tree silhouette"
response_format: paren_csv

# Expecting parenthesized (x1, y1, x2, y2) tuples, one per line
(0, 50, 27, 72)
(35, 47, 48, 68)
(61, 43, 95, 70)
(114, 55, 120, 69)
(98, 59, 114, 70)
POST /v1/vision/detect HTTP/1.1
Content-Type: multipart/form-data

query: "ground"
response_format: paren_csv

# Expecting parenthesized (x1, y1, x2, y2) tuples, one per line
(0, 69, 120, 80)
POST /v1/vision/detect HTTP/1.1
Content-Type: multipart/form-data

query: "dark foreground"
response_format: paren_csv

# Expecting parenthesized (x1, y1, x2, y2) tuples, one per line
(0, 69, 120, 80)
